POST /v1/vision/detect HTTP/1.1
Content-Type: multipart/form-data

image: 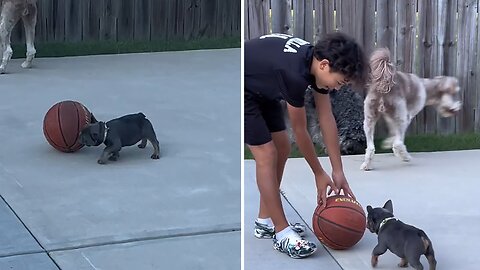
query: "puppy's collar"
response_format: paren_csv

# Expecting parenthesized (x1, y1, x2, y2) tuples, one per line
(378, 217, 397, 232)
(101, 122, 109, 143)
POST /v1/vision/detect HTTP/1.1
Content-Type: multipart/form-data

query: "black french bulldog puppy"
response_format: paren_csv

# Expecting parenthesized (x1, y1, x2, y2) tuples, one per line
(79, 112, 160, 164)
(366, 200, 436, 270)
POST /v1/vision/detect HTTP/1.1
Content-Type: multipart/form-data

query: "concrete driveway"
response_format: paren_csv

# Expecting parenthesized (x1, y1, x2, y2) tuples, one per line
(0, 49, 241, 269)
(245, 150, 480, 270)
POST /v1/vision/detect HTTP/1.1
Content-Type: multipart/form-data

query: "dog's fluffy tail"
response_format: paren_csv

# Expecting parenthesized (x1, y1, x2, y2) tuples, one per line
(369, 48, 396, 94)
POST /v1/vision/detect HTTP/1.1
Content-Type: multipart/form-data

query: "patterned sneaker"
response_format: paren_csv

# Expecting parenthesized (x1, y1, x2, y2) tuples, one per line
(254, 221, 275, 239)
(290, 222, 306, 237)
(254, 221, 306, 239)
(273, 237, 317, 258)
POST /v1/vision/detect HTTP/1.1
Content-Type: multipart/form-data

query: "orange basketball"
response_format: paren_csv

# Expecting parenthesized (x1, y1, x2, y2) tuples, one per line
(312, 195, 366, 250)
(43, 100, 92, 152)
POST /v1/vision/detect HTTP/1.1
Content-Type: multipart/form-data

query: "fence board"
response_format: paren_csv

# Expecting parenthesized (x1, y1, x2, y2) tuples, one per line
(437, 0, 457, 134)
(313, 0, 324, 40)
(271, 0, 292, 34)
(54, 0, 65, 41)
(65, 0, 82, 42)
(353, 0, 365, 48)
(134, 0, 151, 41)
(337, 0, 355, 37)
(477, 0, 480, 131)
(199, 0, 216, 38)
(423, 0, 438, 134)
(363, 0, 376, 57)
(465, 0, 478, 132)
(150, 0, 168, 41)
(293, 0, 314, 42)
(376, 0, 396, 55)
(246, 0, 269, 39)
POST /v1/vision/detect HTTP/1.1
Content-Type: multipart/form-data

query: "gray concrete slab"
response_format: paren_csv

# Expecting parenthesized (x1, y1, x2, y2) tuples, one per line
(0, 198, 43, 257)
(0, 49, 240, 254)
(0, 253, 58, 270)
(51, 231, 240, 270)
(245, 150, 480, 269)
(244, 162, 342, 269)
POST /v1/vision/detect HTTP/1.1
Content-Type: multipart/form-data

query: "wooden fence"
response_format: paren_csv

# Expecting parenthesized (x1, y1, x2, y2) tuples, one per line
(245, 0, 480, 135)
(11, 0, 241, 43)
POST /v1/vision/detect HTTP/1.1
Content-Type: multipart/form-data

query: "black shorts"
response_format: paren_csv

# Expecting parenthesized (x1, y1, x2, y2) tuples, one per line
(244, 90, 286, 146)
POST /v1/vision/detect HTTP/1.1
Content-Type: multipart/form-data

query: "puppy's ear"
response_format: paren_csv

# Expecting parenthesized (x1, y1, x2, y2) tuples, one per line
(383, 200, 393, 213)
(367, 205, 373, 214)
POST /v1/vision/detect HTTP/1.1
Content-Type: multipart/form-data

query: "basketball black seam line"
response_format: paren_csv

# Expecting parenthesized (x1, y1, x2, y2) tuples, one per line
(44, 107, 66, 150)
(58, 101, 70, 149)
(313, 222, 350, 249)
(73, 102, 82, 150)
(316, 216, 366, 234)
(44, 128, 63, 149)
(314, 205, 366, 218)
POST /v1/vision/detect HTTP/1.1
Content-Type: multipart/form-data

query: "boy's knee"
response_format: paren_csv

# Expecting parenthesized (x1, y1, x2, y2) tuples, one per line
(251, 144, 278, 166)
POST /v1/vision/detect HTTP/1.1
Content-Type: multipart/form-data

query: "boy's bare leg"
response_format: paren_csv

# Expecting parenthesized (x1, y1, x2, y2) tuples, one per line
(258, 131, 290, 222)
(249, 140, 289, 232)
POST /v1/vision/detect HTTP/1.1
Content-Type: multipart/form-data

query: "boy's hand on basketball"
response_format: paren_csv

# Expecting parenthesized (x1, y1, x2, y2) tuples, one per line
(331, 170, 356, 200)
(315, 171, 338, 208)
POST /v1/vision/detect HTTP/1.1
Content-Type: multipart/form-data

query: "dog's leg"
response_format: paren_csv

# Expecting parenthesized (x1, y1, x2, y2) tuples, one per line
(148, 137, 160, 159)
(138, 138, 147, 148)
(371, 243, 388, 267)
(391, 119, 411, 162)
(398, 258, 408, 268)
(98, 145, 121, 164)
(108, 151, 120, 161)
(425, 241, 436, 270)
(21, 3, 37, 69)
(0, 2, 20, 74)
(388, 102, 412, 162)
(361, 100, 378, 170)
(409, 259, 424, 270)
(426, 254, 436, 270)
(142, 120, 160, 159)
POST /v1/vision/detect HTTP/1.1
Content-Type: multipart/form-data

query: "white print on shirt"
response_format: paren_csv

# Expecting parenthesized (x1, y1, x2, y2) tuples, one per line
(260, 34, 310, 54)
(260, 33, 292, 39)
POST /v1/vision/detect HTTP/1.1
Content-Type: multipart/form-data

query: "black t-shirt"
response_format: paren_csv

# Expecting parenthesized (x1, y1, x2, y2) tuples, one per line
(245, 33, 328, 107)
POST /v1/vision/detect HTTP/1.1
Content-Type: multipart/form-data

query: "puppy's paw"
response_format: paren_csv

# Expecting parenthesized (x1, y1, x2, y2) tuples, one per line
(138, 144, 146, 149)
(97, 159, 107, 165)
(360, 161, 372, 171)
(371, 255, 378, 267)
(151, 154, 160, 159)
(108, 155, 118, 161)
(0, 67, 5, 74)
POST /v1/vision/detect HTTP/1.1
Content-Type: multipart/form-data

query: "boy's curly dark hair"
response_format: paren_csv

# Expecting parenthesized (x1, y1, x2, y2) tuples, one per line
(313, 32, 368, 87)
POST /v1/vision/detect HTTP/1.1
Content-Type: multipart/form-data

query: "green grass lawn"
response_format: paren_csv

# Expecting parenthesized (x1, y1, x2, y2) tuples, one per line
(12, 36, 240, 58)
(244, 133, 480, 159)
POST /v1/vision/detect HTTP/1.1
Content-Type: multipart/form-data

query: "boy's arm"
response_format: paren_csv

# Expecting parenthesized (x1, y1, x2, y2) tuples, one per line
(313, 91, 356, 199)
(286, 103, 338, 207)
